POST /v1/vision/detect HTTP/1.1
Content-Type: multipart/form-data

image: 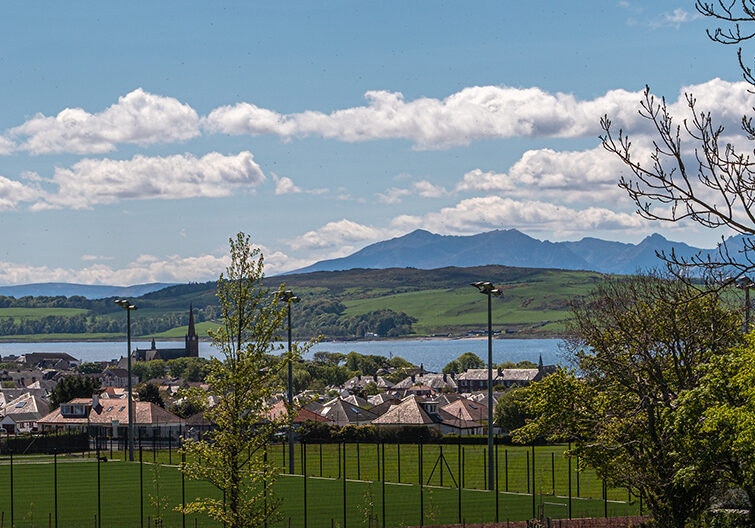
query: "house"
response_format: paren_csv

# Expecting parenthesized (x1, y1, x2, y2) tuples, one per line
(371, 395, 481, 435)
(265, 400, 330, 425)
(341, 374, 394, 393)
(1, 393, 50, 434)
(39, 395, 184, 438)
(97, 368, 138, 388)
(133, 306, 199, 361)
(318, 397, 378, 426)
(16, 352, 80, 369)
(392, 372, 457, 393)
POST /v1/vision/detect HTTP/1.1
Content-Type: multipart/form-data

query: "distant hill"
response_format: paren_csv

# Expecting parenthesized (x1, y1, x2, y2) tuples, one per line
(292, 229, 722, 275)
(0, 282, 177, 299)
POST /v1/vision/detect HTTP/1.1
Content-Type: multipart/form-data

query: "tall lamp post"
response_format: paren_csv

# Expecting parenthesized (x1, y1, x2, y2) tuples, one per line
(735, 276, 755, 331)
(115, 299, 137, 462)
(281, 290, 300, 474)
(471, 281, 502, 491)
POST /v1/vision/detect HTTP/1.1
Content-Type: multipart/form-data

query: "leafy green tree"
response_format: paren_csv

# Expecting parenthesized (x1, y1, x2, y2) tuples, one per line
(137, 382, 165, 408)
(494, 387, 531, 433)
(514, 274, 741, 528)
(676, 335, 755, 525)
(179, 233, 288, 528)
(76, 362, 104, 374)
(50, 375, 101, 409)
(442, 352, 485, 374)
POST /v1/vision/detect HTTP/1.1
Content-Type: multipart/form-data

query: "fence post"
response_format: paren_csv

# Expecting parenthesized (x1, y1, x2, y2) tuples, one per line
(576, 456, 580, 497)
(342, 442, 347, 528)
(531, 444, 536, 519)
(505, 449, 508, 492)
(483, 447, 487, 487)
(319, 442, 323, 478)
(54, 448, 58, 528)
(303, 441, 307, 528)
(264, 446, 268, 528)
(440, 445, 444, 487)
(419, 442, 423, 527)
(182, 452, 186, 528)
(97, 439, 102, 528)
(381, 442, 386, 528)
(526, 450, 530, 493)
(357, 442, 361, 481)
(567, 441, 572, 519)
(140, 439, 144, 528)
(495, 439, 499, 523)
(457, 434, 462, 525)
(8, 449, 12, 528)
(338, 442, 342, 479)
(397, 442, 401, 483)
(603, 479, 607, 518)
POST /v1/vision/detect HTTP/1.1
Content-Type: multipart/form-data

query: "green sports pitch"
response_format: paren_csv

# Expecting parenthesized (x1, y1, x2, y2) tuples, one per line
(0, 443, 641, 528)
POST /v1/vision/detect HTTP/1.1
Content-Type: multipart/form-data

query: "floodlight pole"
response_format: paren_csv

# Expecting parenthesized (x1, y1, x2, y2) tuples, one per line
(116, 299, 137, 462)
(733, 277, 755, 332)
(282, 290, 300, 475)
(471, 281, 501, 491)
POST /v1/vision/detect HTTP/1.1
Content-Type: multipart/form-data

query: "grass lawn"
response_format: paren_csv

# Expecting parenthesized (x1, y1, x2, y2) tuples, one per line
(0, 443, 640, 527)
(0, 307, 90, 320)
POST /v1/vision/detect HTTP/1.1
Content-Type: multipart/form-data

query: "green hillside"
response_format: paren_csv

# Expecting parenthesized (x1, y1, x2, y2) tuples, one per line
(0, 265, 607, 340)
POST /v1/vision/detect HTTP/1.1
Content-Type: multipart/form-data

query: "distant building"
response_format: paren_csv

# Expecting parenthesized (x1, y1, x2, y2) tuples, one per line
(16, 352, 80, 369)
(133, 305, 199, 361)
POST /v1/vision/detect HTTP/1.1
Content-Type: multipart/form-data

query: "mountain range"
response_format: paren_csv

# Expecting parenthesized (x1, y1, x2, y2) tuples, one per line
(0, 282, 177, 299)
(293, 228, 728, 275)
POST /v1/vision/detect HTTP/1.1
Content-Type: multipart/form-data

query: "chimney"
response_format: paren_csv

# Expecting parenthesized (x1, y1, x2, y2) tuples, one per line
(497, 367, 502, 377)
(373, 374, 378, 382)
(411, 374, 416, 383)
(92, 393, 99, 409)
(357, 374, 361, 381)
(443, 373, 447, 382)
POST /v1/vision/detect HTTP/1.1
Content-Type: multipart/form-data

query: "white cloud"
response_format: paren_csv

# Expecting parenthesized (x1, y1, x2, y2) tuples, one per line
(413, 180, 447, 198)
(203, 79, 755, 149)
(287, 219, 398, 251)
(457, 147, 627, 203)
(651, 8, 701, 28)
(0, 136, 14, 155)
(9, 88, 200, 155)
(80, 254, 114, 262)
(272, 173, 327, 196)
(35, 151, 265, 209)
(377, 187, 411, 204)
(391, 196, 645, 236)
(0, 175, 42, 210)
(273, 174, 302, 195)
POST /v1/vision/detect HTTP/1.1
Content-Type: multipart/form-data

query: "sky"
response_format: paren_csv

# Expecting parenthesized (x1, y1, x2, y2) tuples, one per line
(0, 1, 750, 285)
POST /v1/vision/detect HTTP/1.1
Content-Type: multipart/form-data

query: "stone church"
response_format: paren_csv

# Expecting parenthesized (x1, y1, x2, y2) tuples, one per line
(133, 305, 200, 361)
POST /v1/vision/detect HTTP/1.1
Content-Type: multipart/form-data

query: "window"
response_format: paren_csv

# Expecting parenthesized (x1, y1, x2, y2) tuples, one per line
(15, 401, 27, 408)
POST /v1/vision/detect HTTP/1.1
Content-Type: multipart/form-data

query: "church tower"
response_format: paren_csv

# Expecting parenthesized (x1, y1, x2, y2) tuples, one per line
(185, 304, 199, 357)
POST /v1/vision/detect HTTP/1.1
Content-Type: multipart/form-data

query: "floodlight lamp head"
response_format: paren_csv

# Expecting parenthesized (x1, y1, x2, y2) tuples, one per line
(281, 290, 300, 303)
(735, 276, 755, 289)
(471, 281, 495, 294)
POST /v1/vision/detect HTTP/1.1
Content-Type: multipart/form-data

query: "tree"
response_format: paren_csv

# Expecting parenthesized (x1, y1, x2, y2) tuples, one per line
(179, 233, 288, 528)
(513, 274, 741, 528)
(601, 2, 755, 279)
(442, 352, 485, 374)
(49, 375, 101, 409)
(676, 334, 755, 525)
(137, 382, 165, 408)
(493, 387, 531, 433)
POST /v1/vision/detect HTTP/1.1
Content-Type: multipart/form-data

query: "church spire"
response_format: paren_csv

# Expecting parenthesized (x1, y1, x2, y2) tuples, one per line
(188, 303, 196, 338)
(186, 304, 199, 357)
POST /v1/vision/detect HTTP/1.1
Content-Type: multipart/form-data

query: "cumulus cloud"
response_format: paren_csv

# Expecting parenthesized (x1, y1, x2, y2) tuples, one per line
(202, 80, 755, 149)
(35, 151, 265, 209)
(273, 174, 302, 195)
(0, 136, 14, 155)
(378, 180, 448, 204)
(9, 88, 200, 155)
(391, 196, 645, 236)
(272, 173, 327, 196)
(457, 147, 627, 203)
(0, 175, 42, 210)
(287, 219, 398, 252)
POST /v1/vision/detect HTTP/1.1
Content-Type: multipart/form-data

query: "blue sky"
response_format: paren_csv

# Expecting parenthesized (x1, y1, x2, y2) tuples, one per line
(0, 1, 747, 284)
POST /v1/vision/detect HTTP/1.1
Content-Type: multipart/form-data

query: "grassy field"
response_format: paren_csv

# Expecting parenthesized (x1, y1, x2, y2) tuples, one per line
(0, 447, 639, 528)
(0, 307, 89, 320)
